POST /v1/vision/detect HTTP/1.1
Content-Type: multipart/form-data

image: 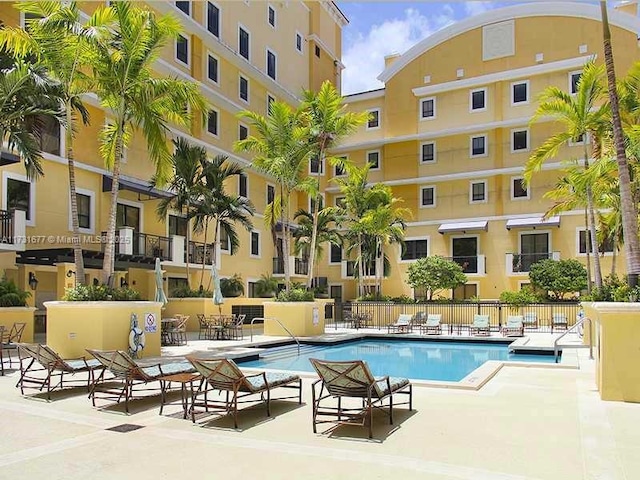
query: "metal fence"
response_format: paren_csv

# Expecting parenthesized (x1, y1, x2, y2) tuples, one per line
(329, 301, 581, 333)
(0, 210, 13, 244)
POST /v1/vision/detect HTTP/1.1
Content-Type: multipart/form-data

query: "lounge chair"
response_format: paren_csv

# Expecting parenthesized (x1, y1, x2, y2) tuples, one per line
(1, 322, 27, 369)
(501, 315, 524, 337)
(523, 312, 538, 330)
(387, 314, 412, 334)
(551, 313, 568, 333)
(420, 314, 442, 335)
(87, 349, 195, 413)
(187, 357, 302, 428)
(469, 314, 491, 336)
(16, 343, 102, 400)
(309, 358, 412, 439)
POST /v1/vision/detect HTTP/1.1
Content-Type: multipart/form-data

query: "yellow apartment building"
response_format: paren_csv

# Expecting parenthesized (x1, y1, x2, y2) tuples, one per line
(317, 1, 640, 301)
(0, 1, 347, 308)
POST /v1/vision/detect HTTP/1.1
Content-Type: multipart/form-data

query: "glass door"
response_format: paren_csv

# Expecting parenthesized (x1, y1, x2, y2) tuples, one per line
(519, 233, 549, 271)
(452, 237, 478, 273)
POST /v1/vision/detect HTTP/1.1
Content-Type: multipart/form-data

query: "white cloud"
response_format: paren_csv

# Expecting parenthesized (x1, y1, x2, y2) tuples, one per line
(341, 8, 453, 95)
(464, 1, 494, 17)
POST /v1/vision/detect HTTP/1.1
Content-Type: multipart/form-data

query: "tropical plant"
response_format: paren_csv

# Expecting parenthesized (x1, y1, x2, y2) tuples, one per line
(0, 278, 30, 307)
(406, 256, 467, 301)
(62, 284, 140, 301)
(529, 259, 587, 300)
(169, 285, 212, 298)
(499, 288, 540, 310)
(220, 274, 244, 297)
(89, 2, 206, 285)
(255, 273, 279, 298)
(276, 287, 314, 302)
(292, 207, 342, 281)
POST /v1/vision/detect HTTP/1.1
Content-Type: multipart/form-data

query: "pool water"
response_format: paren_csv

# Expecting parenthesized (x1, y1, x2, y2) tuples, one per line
(238, 339, 556, 382)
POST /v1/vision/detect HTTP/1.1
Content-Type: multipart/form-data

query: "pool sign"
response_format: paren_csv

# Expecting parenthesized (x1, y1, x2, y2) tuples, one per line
(144, 312, 157, 333)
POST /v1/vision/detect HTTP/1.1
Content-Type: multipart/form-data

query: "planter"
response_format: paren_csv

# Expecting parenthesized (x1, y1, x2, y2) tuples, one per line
(0, 307, 35, 343)
(45, 301, 162, 359)
(582, 302, 640, 402)
(263, 301, 328, 337)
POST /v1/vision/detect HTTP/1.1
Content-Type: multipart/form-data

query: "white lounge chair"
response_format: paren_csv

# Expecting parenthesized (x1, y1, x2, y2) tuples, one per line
(387, 314, 412, 333)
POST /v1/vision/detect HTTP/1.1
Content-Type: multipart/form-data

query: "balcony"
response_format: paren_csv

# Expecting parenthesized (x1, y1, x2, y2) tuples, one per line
(273, 256, 309, 276)
(185, 240, 215, 265)
(341, 260, 376, 279)
(506, 252, 560, 275)
(103, 229, 172, 261)
(446, 255, 486, 274)
(0, 209, 26, 252)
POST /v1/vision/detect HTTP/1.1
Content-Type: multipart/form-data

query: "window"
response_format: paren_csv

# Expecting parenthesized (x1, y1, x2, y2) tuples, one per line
(470, 135, 487, 157)
(266, 184, 275, 205)
(330, 244, 342, 264)
(239, 173, 248, 197)
(570, 71, 582, 94)
(367, 150, 380, 170)
(175, 1, 190, 15)
(168, 214, 188, 237)
(266, 49, 277, 80)
(511, 177, 529, 199)
(6, 178, 32, 221)
(315, 45, 320, 57)
(168, 277, 189, 294)
(512, 129, 529, 152)
(402, 239, 428, 261)
(176, 34, 189, 65)
(420, 186, 435, 208)
(116, 203, 140, 230)
(512, 81, 529, 104)
(268, 5, 276, 27)
(367, 109, 380, 129)
(77, 193, 91, 229)
(220, 228, 230, 251)
(267, 94, 275, 115)
(335, 162, 345, 177)
(239, 75, 249, 102)
(335, 196, 346, 208)
(250, 231, 260, 257)
(207, 2, 220, 37)
(239, 124, 248, 141)
(207, 54, 219, 84)
(470, 88, 486, 111)
(295, 32, 303, 53)
(239, 26, 250, 60)
(470, 181, 487, 203)
(207, 110, 218, 136)
(421, 142, 435, 163)
(310, 156, 323, 174)
(36, 115, 61, 155)
(310, 194, 324, 214)
(569, 133, 586, 146)
(420, 98, 435, 119)
(579, 230, 614, 254)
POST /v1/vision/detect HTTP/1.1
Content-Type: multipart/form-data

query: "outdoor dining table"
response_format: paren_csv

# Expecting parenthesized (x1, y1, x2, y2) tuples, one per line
(208, 315, 235, 340)
(161, 318, 181, 346)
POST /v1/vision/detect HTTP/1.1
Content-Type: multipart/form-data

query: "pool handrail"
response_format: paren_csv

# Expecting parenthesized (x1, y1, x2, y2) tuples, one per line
(250, 317, 301, 355)
(553, 316, 592, 363)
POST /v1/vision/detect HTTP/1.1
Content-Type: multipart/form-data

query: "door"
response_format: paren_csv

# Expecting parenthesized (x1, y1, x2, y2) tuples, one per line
(453, 283, 477, 300)
(330, 285, 343, 321)
(519, 233, 549, 272)
(452, 237, 478, 273)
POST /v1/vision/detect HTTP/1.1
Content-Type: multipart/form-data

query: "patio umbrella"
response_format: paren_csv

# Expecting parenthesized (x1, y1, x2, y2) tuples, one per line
(211, 262, 224, 314)
(154, 258, 168, 307)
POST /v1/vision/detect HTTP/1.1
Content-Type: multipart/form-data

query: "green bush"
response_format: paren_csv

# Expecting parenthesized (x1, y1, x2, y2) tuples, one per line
(529, 259, 587, 300)
(63, 284, 141, 301)
(170, 285, 212, 298)
(276, 287, 314, 302)
(220, 274, 244, 297)
(0, 278, 30, 307)
(357, 293, 392, 302)
(255, 274, 278, 297)
(406, 256, 467, 301)
(499, 288, 540, 307)
(390, 294, 416, 304)
(586, 274, 626, 301)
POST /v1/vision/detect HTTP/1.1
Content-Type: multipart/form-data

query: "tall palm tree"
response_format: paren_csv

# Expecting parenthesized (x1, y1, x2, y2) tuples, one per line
(236, 101, 311, 290)
(0, 1, 115, 284)
(89, 2, 206, 285)
(600, 1, 640, 286)
(300, 81, 368, 289)
(526, 61, 609, 289)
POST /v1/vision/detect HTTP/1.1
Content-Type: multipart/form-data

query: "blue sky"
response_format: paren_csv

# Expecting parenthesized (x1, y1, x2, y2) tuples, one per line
(336, 1, 600, 94)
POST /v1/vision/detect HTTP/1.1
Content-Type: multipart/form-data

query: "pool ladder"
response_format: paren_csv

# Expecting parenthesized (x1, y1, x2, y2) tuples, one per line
(553, 316, 593, 363)
(250, 317, 301, 355)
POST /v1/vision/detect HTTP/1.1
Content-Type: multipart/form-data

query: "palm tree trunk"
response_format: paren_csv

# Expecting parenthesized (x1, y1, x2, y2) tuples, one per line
(199, 217, 210, 288)
(306, 165, 322, 290)
(376, 240, 383, 296)
(583, 146, 602, 289)
(101, 124, 124, 286)
(601, 1, 640, 286)
(612, 240, 617, 276)
(357, 234, 364, 297)
(66, 103, 85, 285)
(584, 208, 592, 294)
(185, 210, 191, 288)
(281, 185, 291, 291)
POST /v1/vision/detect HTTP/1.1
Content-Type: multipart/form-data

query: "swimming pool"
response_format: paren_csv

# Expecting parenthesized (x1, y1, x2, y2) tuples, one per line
(238, 339, 556, 382)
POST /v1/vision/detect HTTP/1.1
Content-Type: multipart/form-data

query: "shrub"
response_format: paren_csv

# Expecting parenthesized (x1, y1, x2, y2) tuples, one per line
(406, 256, 467, 301)
(276, 287, 314, 302)
(529, 259, 587, 300)
(220, 274, 244, 297)
(0, 278, 30, 307)
(255, 274, 278, 298)
(390, 294, 416, 304)
(357, 293, 392, 302)
(63, 284, 141, 301)
(170, 285, 213, 298)
(499, 288, 540, 308)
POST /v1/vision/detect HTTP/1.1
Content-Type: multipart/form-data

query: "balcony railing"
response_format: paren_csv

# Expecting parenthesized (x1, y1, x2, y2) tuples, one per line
(0, 210, 14, 244)
(185, 240, 215, 265)
(102, 230, 172, 261)
(446, 255, 486, 274)
(507, 252, 560, 275)
(342, 260, 376, 278)
(273, 256, 309, 276)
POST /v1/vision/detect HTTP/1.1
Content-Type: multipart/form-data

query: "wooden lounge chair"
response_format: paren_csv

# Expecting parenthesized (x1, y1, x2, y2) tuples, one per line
(551, 313, 568, 333)
(387, 314, 412, 334)
(469, 314, 491, 336)
(16, 343, 103, 400)
(501, 315, 524, 337)
(187, 357, 302, 428)
(523, 312, 538, 330)
(420, 314, 442, 335)
(87, 349, 195, 413)
(309, 358, 412, 439)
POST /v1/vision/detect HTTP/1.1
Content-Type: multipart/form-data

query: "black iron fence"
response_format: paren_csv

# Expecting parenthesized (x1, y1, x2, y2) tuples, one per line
(511, 253, 555, 273)
(186, 241, 214, 265)
(272, 257, 310, 275)
(0, 210, 14, 244)
(103, 231, 172, 260)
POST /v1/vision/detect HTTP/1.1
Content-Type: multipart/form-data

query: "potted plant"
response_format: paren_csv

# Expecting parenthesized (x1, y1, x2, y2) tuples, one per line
(221, 274, 244, 297)
(255, 274, 278, 298)
(313, 284, 329, 299)
(0, 278, 35, 343)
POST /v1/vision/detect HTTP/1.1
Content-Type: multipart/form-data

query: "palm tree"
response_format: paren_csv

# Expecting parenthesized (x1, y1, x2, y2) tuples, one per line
(526, 61, 608, 289)
(600, 1, 640, 286)
(236, 101, 311, 290)
(0, 1, 115, 284)
(300, 81, 368, 289)
(89, 2, 206, 285)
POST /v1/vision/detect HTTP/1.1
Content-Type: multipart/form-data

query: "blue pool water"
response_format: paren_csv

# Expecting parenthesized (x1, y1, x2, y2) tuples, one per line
(238, 340, 555, 382)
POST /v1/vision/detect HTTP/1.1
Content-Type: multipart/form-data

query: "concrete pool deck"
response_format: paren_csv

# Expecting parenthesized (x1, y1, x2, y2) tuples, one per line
(1, 339, 638, 479)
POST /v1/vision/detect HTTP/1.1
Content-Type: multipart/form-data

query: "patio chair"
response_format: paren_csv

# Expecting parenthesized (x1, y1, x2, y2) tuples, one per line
(523, 312, 538, 330)
(469, 314, 491, 336)
(87, 349, 195, 413)
(420, 314, 442, 335)
(225, 314, 245, 340)
(187, 357, 302, 428)
(309, 358, 412, 439)
(551, 313, 568, 333)
(501, 315, 524, 337)
(197, 314, 213, 340)
(16, 343, 103, 400)
(387, 314, 413, 334)
(167, 316, 188, 346)
(1, 322, 27, 368)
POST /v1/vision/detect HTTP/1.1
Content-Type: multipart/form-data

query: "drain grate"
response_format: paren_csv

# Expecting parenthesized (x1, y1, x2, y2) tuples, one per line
(106, 424, 144, 433)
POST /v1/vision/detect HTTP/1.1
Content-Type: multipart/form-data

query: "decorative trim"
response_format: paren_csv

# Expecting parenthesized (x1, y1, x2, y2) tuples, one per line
(343, 89, 385, 102)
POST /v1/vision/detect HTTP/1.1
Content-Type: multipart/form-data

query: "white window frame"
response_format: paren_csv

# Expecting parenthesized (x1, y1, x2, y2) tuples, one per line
(576, 227, 614, 257)
(420, 141, 436, 164)
(266, 48, 277, 81)
(266, 93, 275, 116)
(366, 150, 381, 171)
(510, 128, 530, 153)
(238, 24, 251, 61)
(518, 229, 552, 256)
(205, 1, 221, 39)
(295, 31, 304, 54)
(510, 80, 530, 105)
(334, 155, 347, 177)
(469, 87, 487, 113)
(329, 243, 343, 265)
(175, 1, 191, 17)
(569, 70, 582, 95)
(206, 108, 220, 138)
(250, 230, 261, 258)
(2, 172, 36, 227)
(419, 185, 436, 209)
(206, 51, 220, 85)
(68, 188, 96, 234)
(469, 180, 488, 204)
(239, 74, 250, 103)
(399, 236, 430, 264)
(267, 3, 276, 28)
(309, 156, 325, 176)
(116, 197, 145, 232)
(239, 172, 249, 198)
(219, 227, 231, 253)
(175, 33, 190, 66)
(510, 176, 530, 201)
(166, 210, 188, 239)
(266, 183, 276, 206)
(470, 134, 488, 158)
(238, 122, 249, 141)
(366, 108, 381, 130)
(419, 97, 436, 120)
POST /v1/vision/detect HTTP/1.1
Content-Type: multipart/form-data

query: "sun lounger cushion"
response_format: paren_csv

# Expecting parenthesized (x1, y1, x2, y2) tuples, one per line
(66, 359, 102, 370)
(139, 361, 195, 379)
(375, 377, 410, 396)
(245, 372, 300, 391)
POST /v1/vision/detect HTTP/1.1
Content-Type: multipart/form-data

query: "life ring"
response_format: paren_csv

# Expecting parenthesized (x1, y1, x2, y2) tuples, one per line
(129, 326, 146, 352)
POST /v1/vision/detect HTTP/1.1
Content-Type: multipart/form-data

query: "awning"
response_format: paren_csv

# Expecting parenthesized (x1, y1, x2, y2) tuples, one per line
(506, 216, 560, 230)
(0, 151, 20, 167)
(102, 175, 173, 199)
(438, 221, 488, 234)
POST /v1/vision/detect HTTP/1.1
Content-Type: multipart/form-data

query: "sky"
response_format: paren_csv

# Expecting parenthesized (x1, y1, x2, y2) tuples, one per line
(336, 1, 601, 95)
